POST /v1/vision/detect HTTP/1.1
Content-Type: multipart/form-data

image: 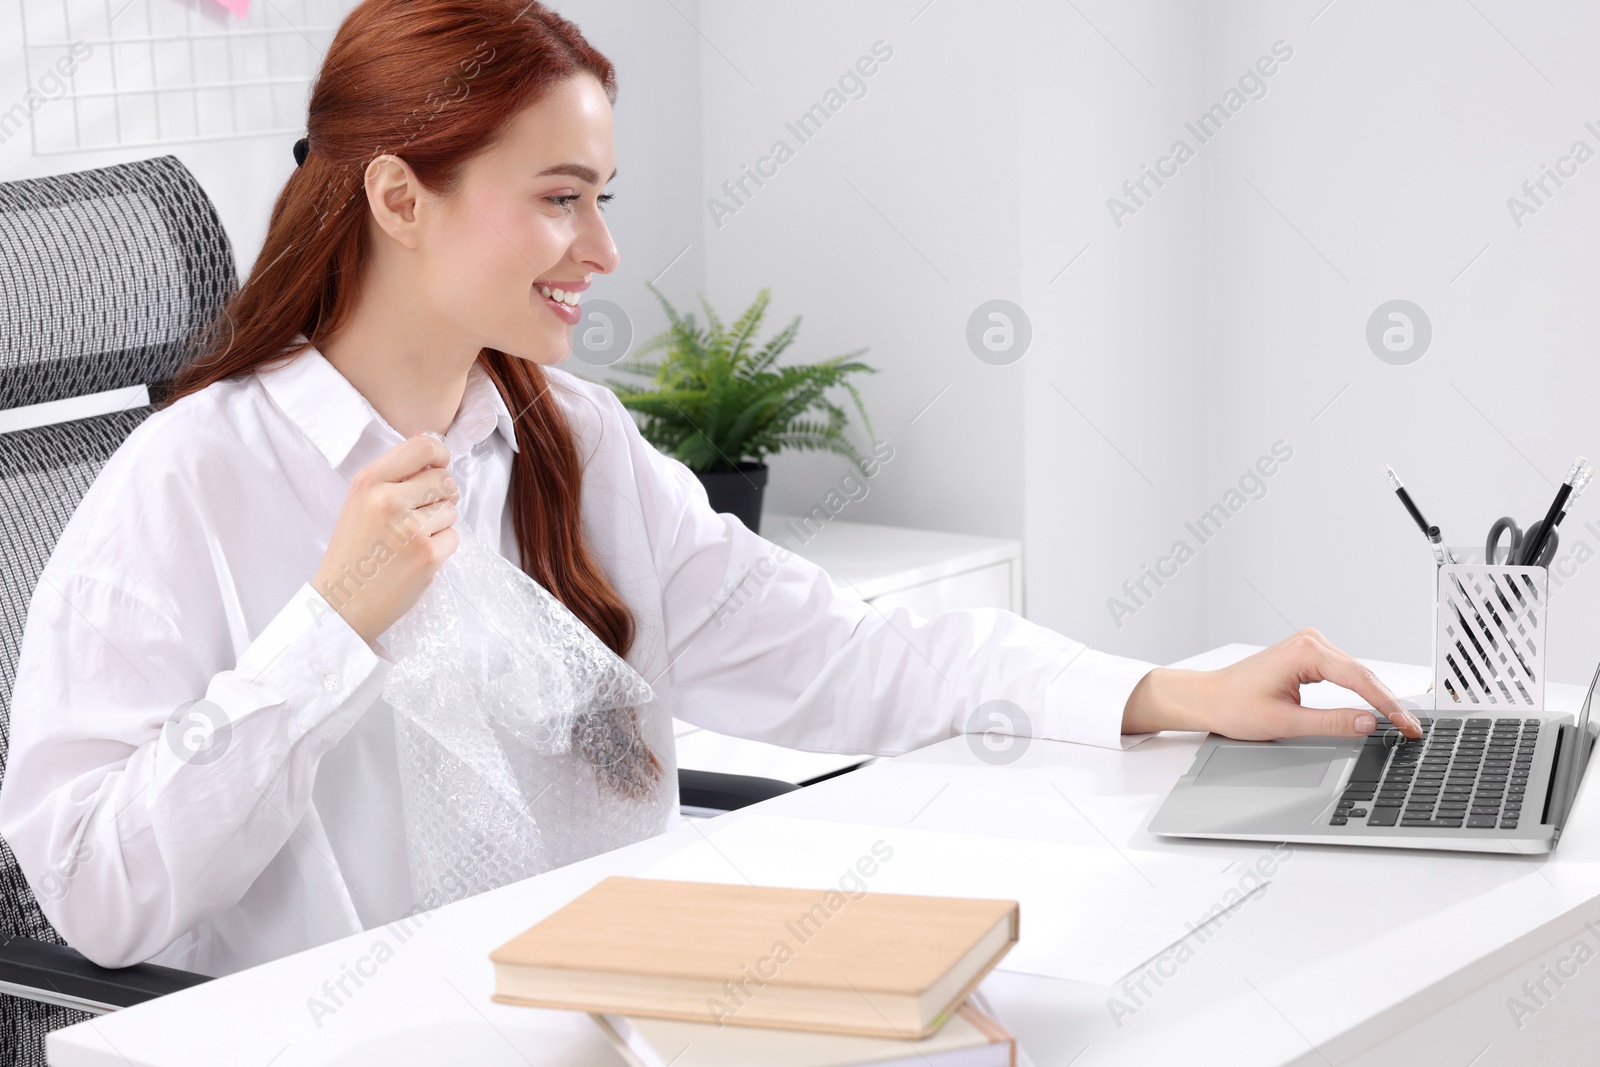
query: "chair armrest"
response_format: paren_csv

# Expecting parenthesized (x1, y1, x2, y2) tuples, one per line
(0, 936, 210, 1015)
(677, 768, 799, 816)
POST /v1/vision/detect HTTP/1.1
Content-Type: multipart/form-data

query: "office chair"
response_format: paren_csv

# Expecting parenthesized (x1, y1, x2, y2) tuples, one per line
(0, 157, 795, 1065)
(0, 155, 234, 1064)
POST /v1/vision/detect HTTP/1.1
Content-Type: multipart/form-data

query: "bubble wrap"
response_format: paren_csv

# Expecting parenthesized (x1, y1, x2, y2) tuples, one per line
(380, 518, 675, 911)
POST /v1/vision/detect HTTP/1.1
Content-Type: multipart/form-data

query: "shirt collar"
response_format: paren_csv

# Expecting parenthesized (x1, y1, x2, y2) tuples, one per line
(255, 344, 521, 471)
(456, 359, 522, 458)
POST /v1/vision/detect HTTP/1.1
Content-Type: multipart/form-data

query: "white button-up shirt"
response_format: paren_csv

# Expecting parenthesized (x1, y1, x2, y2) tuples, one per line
(0, 347, 1157, 975)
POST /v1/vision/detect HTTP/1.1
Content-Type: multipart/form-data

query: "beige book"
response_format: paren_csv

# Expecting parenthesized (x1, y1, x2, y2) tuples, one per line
(489, 876, 1019, 1039)
(592, 998, 1016, 1067)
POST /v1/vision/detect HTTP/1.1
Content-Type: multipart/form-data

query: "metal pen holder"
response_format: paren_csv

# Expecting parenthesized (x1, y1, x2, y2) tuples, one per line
(1434, 546, 1548, 712)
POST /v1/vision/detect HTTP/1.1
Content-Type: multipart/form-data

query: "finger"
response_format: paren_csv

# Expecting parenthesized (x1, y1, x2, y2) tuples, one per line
(1300, 631, 1419, 735)
(1264, 704, 1385, 739)
(1296, 630, 1422, 737)
(411, 497, 458, 538)
(396, 467, 461, 509)
(428, 524, 461, 564)
(362, 434, 453, 485)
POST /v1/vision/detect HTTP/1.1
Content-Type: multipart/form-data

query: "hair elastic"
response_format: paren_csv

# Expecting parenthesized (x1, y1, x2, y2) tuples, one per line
(293, 137, 309, 167)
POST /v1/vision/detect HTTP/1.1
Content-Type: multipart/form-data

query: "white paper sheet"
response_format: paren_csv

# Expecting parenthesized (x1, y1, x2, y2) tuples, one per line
(642, 814, 1269, 987)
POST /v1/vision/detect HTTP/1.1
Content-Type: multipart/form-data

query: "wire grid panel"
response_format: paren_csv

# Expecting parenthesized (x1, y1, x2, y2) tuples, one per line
(1435, 562, 1548, 711)
(18, 0, 360, 154)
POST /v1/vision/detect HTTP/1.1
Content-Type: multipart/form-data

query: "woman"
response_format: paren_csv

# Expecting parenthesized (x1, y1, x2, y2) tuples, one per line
(0, 0, 1418, 976)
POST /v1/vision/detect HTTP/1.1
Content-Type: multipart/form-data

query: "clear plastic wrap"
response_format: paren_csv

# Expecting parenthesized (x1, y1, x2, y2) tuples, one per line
(380, 511, 674, 911)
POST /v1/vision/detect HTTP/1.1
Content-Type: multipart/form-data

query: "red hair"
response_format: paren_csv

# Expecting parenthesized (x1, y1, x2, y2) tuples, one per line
(165, 0, 635, 659)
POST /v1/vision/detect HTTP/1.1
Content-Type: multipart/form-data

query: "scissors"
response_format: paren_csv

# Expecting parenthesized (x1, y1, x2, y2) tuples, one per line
(1485, 516, 1558, 567)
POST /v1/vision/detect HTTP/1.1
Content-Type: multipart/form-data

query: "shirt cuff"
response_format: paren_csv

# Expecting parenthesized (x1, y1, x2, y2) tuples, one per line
(215, 583, 391, 743)
(1035, 645, 1160, 750)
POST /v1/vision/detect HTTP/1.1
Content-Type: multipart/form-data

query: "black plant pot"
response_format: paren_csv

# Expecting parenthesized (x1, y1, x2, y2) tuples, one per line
(695, 462, 768, 533)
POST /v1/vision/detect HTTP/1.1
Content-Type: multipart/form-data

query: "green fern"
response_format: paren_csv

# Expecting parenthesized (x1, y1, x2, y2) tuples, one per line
(607, 284, 879, 474)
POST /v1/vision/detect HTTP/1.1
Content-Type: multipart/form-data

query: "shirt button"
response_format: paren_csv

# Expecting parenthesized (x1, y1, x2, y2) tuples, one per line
(323, 673, 342, 693)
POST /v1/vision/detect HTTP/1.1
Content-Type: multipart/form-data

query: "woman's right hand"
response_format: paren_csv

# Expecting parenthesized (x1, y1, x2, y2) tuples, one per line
(312, 434, 461, 644)
(1122, 628, 1425, 741)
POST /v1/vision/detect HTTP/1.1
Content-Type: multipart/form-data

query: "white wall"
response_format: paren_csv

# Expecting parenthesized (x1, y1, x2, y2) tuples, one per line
(696, 0, 1028, 544)
(689, 0, 1600, 688)
(1018, 1, 1211, 666)
(688, 0, 1214, 663)
(1202, 0, 1600, 687)
(8, 0, 1599, 686)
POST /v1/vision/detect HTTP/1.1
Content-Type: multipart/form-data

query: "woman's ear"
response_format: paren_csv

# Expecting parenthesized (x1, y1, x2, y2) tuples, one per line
(365, 154, 425, 249)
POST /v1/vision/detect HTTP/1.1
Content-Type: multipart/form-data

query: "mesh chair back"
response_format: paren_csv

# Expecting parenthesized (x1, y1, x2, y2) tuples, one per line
(0, 157, 234, 1066)
(0, 156, 234, 410)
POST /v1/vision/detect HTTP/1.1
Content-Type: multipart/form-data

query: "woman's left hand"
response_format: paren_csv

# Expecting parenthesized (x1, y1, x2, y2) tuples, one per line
(1122, 627, 1424, 741)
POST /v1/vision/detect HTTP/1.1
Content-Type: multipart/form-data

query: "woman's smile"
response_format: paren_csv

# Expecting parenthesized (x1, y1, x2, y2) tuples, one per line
(534, 275, 589, 325)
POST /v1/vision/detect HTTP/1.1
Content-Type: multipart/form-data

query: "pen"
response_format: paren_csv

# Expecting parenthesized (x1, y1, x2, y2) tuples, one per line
(1426, 524, 1446, 566)
(1554, 465, 1595, 528)
(1385, 464, 1456, 562)
(1384, 463, 1429, 535)
(1516, 463, 1597, 569)
(1517, 455, 1587, 566)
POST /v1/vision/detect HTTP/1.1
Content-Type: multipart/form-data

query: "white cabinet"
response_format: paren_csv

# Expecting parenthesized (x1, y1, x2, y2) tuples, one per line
(673, 513, 1024, 784)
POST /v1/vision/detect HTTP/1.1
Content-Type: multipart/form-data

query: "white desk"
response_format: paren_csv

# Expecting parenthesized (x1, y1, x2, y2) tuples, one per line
(673, 512, 1024, 786)
(50, 644, 1600, 1066)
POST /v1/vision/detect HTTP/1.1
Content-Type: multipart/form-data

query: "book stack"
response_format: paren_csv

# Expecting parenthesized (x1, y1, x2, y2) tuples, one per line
(490, 876, 1020, 1067)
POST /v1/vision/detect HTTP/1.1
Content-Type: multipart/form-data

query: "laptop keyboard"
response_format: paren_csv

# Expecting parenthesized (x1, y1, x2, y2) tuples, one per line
(1330, 717, 1540, 831)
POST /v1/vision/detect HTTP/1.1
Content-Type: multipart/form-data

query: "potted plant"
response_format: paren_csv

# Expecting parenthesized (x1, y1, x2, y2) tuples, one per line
(607, 285, 878, 534)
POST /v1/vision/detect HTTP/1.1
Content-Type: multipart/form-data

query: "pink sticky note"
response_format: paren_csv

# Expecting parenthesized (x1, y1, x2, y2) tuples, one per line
(212, 0, 252, 15)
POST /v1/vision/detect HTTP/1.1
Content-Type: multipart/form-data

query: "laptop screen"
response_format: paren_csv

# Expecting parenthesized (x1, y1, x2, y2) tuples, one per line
(1551, 658, 1600, 829)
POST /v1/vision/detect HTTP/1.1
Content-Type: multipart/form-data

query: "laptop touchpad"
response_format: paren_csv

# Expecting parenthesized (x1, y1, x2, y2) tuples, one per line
(1194, 745, 1337, 788)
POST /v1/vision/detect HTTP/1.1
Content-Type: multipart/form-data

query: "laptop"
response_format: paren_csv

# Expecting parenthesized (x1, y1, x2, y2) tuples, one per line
(1150, 658, 1600, 855)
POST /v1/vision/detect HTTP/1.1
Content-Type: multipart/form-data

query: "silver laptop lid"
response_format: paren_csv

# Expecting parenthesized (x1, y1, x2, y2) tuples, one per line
(1550, 657, 1600, 831)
